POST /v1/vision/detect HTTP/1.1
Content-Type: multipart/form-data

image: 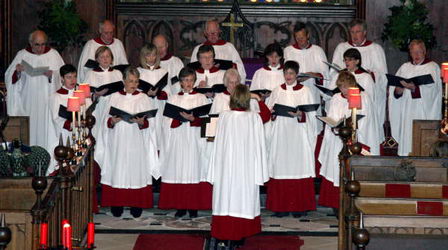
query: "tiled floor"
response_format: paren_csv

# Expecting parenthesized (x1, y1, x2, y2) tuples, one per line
(94, 207, 338, 249)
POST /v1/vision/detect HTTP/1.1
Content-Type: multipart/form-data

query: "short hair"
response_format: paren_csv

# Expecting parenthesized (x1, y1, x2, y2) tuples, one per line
(283, 60, 300, 74)
(59, 64, 77, 78)
(336, 71, 357, 88)
(139, 43, 160, 69)
(293, 22, 308, 35)
(94, 46, 114, 63)
(197, 44, 215, 60)
(343, 48, 362, 67)
(223, 68, 241, 87)
(179, 67, 197, 82)
(229, 84, 251, 110)
(28, 30, 48, 44)
(123, 66, 140, 81)
(349, 19, 367, 31)
(204, 19, 220, 32)
(408, 39, 426, 51)
(99, 20, 115, 32)
(264, 43, 283, 62)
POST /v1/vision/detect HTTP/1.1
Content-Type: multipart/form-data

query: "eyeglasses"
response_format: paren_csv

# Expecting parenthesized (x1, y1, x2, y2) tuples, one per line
(33, 43, 46, 47)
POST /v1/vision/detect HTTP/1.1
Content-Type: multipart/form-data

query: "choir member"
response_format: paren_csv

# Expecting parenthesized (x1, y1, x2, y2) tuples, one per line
(77, 20, 128, 82)
(158, 67, 212, 218)
(207, 84, 269, 248)
(190, 19, 246, 82)
(331, 19, 387, 138)
(153, 34, 184, 94)
(46, 64, 92, 174)
(194, 45, 226, 96)
(265, 60, 318, 217)
(99, 67, 159, 218)
(319, 71, 381, 209)
(250, 43, 285, 102)
(390, 39, 442, 156)
(5, 30, 65, 147)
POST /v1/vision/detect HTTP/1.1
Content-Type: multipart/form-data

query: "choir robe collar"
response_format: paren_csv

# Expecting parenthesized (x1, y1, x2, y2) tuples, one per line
(145, 64, 161, 70)
(231, 108, 247, 112)
(411, 58, 431, 66)
(93, 66, 114, 72)
(341, 93, 347, 99)
(203, 39, 226, 46)
(348, 40, 373, 47)
(292, 43, 312, 50)
(223, 90, 231, 95)
(25, 45, 51, 55)
(160, 53, 173, 61)
(196, 66, 220, 74)
(94, 37, 114, 45)
(178, 90, 198, 95)
(280, 82, 303, 91)
(354, 69, 366, 74)
(119, 89, 140, 96)
(56, 87, 71, 95)
(263, 64, 284, 71)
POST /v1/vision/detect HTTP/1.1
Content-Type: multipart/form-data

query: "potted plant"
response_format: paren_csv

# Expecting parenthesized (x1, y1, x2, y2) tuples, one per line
(382, 0, 435, 51)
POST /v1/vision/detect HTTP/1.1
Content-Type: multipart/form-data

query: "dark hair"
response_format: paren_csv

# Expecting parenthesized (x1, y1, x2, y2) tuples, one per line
(343, 48, 369, 72)
(264, 43, 284, 65)
(179, 67, 197, 82)
(283, 60, 299, 74)
(293, 22, 308, 34)
(60, 64, 77, 78)
(349, 19, 367, 31)
(229, 84, 251, 110)
(197, 44, 215, 60)
(431, 140, 448, 157)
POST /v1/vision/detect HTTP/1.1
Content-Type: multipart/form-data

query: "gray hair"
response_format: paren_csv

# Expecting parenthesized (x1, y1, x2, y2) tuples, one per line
(349, 19, 367, 32)
(408, 39, 426, 51)
(204, 18, 220, 32)
(28, 30, 48, 44)
(123, 66, 140, 81)
(99, 20, 115, 32)
(223, 68, 241, 86)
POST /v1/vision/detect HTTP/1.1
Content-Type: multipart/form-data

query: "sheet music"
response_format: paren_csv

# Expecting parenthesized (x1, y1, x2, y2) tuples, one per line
(21, 60, 49, 77)
(205, 116, 219, 137)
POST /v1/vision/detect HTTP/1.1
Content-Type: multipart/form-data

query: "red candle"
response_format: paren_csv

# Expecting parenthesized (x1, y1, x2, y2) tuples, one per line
(40, 223, 48, 248)
(78, 83, 91, 98)
(61, 219, 69, 248)
(63, 223, 72, 250)
(87, 222, 95, 248)
(349, 94, 362, 109)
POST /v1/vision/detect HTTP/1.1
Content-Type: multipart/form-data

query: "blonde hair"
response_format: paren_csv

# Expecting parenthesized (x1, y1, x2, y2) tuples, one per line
(229, 84, 251, 110)
(139, 44, 160, 69)
(95, 46, 114, 64)
(223, 68, 241, 87)
(336, 71, 357, 89)
(408, 39, 426, 52)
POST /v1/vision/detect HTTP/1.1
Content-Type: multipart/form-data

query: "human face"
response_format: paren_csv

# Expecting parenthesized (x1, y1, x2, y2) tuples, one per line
(198, 51, 214, 70)
(205, 22, 220, 43)
(283, 69, 297, 85)
(124, 74, 139, 93)
(294, 29, 309, 49)
(100, 22, 114, 44)
(97, 50, 112, 69)
(344, 57, 359, 71)
(267, 52, 281, 67)
(153, 36, 168, 58)
(62, 72, 77, 90)
(145, 52, 157, 66)
(339, 85, 349, 97)
(409, 44, 426, 64)
(30, 33, 47, 55)
(350, 24, 367, 46)
(226, 75, 240, 94)
(180, 74, 195, 92)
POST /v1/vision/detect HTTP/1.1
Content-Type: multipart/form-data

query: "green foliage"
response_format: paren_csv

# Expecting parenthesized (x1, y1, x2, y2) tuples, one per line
(382, 0, 435, 51)
(38, 0, 87, 52)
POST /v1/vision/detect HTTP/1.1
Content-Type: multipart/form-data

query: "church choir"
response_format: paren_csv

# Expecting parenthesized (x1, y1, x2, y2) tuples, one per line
(4, 17, 444, 248)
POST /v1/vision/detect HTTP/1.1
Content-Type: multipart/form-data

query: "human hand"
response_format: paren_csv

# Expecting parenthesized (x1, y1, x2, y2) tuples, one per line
(147, 88, 158, 97)
(180, 111, 195, 121)
(130, 116, 145, 125)
(43, 70, 53, 78)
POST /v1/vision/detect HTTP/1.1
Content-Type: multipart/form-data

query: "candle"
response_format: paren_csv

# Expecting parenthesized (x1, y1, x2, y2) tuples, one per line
(78, 83, 91, 98)
(67, 97, 80, 131)
(441, 62, 448, 82)
(63, 222, 72, 250)
(87, 222, 95, 248)
(40, 223, 48, 248)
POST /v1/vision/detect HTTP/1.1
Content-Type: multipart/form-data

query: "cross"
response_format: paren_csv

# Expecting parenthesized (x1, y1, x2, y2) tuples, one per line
(221, 15, 244, 45)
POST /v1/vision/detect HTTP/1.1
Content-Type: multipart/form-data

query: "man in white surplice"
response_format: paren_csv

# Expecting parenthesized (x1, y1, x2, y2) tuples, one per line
(77, 20, 128, 82)
(190, 19, 246, 82)
(5, 30, 65, 147)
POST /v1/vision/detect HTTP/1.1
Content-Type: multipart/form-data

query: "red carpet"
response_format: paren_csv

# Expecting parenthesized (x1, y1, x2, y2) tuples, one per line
(240, 235, 304, 250)
(133, 234, 205, 250)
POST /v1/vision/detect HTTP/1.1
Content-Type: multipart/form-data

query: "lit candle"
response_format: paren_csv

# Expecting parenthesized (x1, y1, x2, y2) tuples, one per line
(67, 97, 80, 131)
(441, 62, 448, 83)
(40, 223, 48, 248)
(348, 87, 362, 134)
(79, 83, 91, 98)
(62, 222, 72, 250)
(87, 222, 95, 248)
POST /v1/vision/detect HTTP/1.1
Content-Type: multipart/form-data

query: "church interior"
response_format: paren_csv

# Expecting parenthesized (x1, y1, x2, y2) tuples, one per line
(1, 0, 448, 249)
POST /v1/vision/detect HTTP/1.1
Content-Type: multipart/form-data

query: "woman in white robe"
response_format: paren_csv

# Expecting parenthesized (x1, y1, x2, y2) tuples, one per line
(207, 84, 269, 247)
(319, 71, 381, 209)
(99, 67, 159, 218)
(265, 61, 319, 217)
(158, 67, 212, 218)
(193, 45, 226, 94)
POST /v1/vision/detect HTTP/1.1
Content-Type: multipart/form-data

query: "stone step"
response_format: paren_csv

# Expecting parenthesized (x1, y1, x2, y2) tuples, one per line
(355, 197, 448, 216)
(359, 181, 448, 199)
(363, 214, 448, 235)
(350, 156, 448, 182)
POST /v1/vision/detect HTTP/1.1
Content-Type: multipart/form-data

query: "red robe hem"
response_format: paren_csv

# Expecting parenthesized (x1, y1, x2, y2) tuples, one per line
(211, 215, 261, 241)
(318, 177, 339, 209)
(158, 182, 212, 210)
(101, 184, 153, 208)
(266, 178, 316, 212)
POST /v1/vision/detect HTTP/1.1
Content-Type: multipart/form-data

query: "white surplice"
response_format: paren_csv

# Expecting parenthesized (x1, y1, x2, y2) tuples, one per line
(194, 67, 226, 88)
(160, 54, 184, 94)
(249, 65, 284, 101)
